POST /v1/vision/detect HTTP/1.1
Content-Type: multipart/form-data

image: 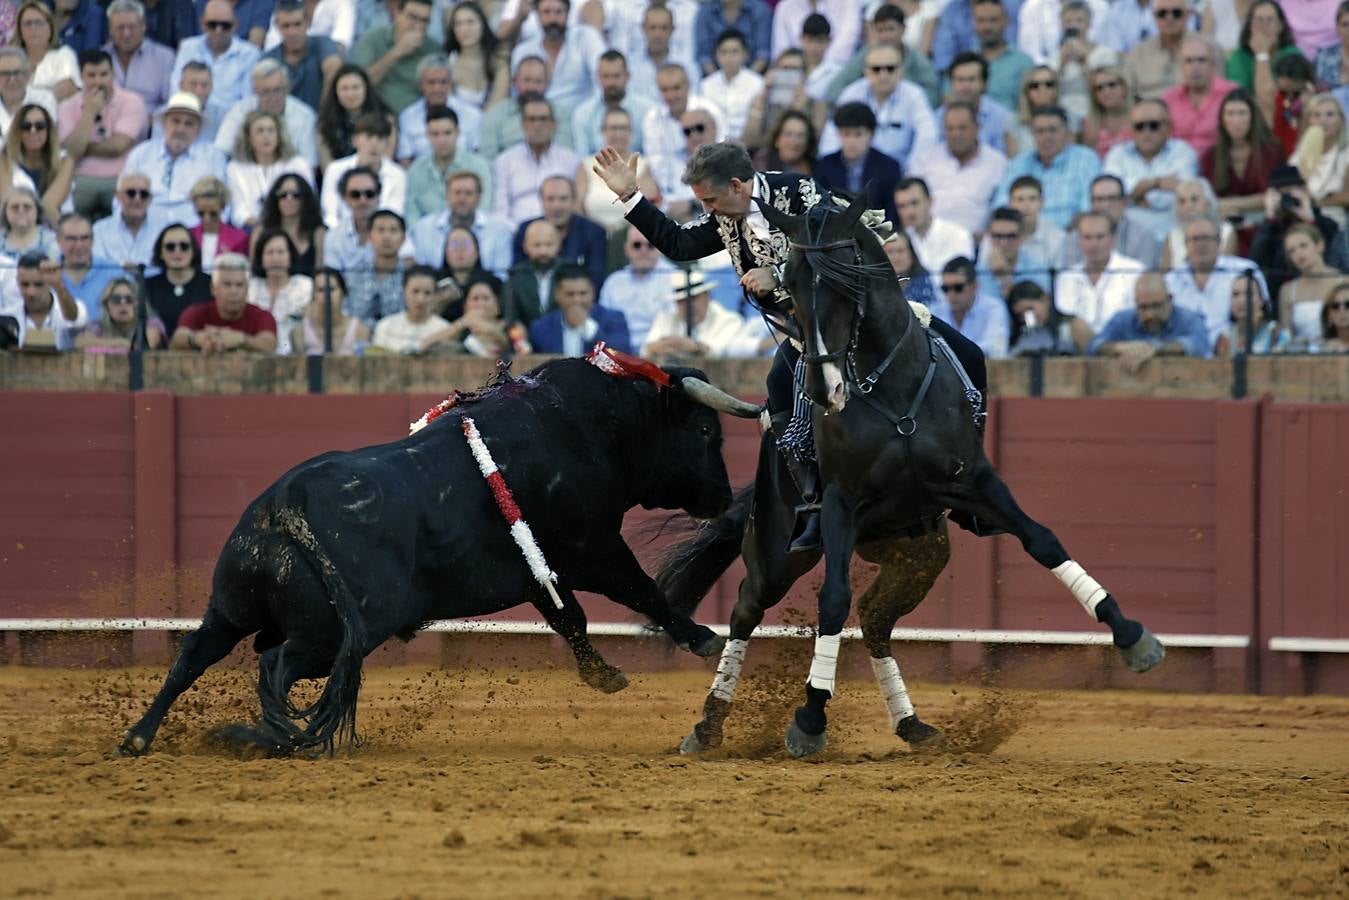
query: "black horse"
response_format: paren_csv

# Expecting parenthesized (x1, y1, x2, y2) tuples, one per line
(660, 198, 1165, 758)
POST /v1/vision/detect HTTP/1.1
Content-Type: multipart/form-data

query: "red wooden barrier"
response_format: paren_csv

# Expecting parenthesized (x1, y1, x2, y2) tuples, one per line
(0, 391, 1345, 693)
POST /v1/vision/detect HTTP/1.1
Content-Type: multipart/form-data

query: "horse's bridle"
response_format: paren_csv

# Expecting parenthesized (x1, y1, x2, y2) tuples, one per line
(789, 205, 864, 368)
(788, 205, 908, 398)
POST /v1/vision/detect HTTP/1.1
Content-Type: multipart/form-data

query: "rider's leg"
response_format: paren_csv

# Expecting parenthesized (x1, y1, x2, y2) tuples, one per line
(767, 342, 822, 553)
(928, 317, 987, 398)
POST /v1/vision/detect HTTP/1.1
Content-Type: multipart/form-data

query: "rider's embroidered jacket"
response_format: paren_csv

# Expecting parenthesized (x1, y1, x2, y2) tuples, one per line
(624, 170, 827, 318)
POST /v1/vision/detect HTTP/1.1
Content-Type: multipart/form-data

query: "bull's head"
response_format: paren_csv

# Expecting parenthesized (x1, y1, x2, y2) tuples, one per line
(643, 370, 760, 519)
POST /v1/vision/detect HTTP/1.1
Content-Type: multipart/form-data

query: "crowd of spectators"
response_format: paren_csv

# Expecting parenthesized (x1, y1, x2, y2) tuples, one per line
(1, 0, 1348, 362)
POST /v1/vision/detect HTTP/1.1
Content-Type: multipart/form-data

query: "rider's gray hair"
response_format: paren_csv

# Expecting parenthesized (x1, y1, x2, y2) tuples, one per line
(681, 141, 754, 191)
(106, 0, 146, 21)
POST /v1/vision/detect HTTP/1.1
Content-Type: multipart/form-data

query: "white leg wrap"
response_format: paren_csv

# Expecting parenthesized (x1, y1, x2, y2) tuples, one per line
(807, 633, 843, 694)
(709, 639, 748, 702)
(1053, 560, 1108, 617)
(870, 656, 915, 731)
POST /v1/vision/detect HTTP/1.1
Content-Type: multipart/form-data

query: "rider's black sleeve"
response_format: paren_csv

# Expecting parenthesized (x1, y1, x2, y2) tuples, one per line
(928, 317, 987, 398)
(624, 197, 725, 262)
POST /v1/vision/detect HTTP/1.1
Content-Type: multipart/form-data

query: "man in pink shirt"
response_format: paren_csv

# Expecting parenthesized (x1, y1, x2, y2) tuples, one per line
(1161, 35, 1236, 158)
(57, 49, 148, 220)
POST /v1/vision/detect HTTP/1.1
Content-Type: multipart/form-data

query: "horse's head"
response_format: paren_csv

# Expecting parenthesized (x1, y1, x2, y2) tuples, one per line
(758, 194, 880, 414)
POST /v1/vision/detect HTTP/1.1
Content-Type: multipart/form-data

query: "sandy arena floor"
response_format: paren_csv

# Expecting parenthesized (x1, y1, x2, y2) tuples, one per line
(1, 657, 1347, 899)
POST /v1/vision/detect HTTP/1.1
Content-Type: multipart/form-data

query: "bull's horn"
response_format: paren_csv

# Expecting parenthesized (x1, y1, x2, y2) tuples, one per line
(681, 377, 763, 418)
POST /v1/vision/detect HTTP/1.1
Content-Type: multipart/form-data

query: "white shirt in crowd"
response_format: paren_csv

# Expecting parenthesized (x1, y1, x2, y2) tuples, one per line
(320, 155, 407, 230)
(908, 144, 1009, 236)
(907, 218, 976, 275)
(1053, 250, 1146, 332)
(699, 68, 763, 141)
(227, 157, 315, 228)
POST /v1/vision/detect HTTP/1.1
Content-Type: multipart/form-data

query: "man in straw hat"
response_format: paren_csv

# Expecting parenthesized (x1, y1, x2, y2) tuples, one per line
(594, 139, 988, 552)
(641, 268, 770, 358)
(124, 90, 228, 224)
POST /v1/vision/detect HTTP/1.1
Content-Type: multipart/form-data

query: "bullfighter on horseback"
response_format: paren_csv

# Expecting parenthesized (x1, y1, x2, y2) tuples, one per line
(593, 141, 988, 552)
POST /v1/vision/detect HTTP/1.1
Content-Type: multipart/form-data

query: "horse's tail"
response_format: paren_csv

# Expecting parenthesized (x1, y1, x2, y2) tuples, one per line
(256, 514, 368, 755)
(655, 483, 754, 619)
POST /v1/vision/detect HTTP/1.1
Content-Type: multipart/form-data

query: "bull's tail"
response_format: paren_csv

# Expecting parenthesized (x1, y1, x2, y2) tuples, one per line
(255, 512, 369, 755)
(655, 483, 754, 619)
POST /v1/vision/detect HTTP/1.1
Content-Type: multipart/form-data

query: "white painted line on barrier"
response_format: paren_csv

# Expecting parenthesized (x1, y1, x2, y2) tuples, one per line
(1269, 637, 1349, 654)
(0, 618, 1249, 648)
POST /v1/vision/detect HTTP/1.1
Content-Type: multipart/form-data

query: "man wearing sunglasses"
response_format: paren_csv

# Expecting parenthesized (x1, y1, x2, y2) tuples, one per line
(1120, 0, 1202, 100)
(817, 44, 935, 171)
(639, 62, 727, 164)
(92, 171, 167, 270)
(1102, 98, 1199, 240)
(322, 166, 416, 275)
(0, 47, 55, 139)
(169, 0, 261, 112)
(597, 224, 675, 351)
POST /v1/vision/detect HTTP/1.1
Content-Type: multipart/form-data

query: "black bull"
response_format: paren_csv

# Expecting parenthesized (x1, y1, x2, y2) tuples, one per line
(117, 359, 761, 757)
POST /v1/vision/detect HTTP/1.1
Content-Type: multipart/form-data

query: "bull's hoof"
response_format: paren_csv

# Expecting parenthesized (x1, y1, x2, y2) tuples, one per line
(679, 721, 724, 755)
(684, 628, 726, 659)
(1118, 628, 1165, 673)
(114, 730, 148, 757)
(785, 720, 827, 758)
(896, 715, 941, 746)
(581, 666, 629, 694)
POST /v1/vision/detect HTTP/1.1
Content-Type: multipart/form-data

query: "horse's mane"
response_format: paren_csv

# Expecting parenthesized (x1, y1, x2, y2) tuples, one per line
(796, 205, 897, 299)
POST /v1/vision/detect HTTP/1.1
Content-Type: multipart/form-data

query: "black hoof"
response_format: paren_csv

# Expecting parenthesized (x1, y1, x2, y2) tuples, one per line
(896, 715, 941, 746)
(114, 730, 149, 757)
(684, 627, 726, 659)
(1118, 628, 1165, 673)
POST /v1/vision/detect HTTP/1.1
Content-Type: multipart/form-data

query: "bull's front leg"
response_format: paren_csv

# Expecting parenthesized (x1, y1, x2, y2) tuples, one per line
(534, 588, 629, 693)
(571, 539, 725, 659)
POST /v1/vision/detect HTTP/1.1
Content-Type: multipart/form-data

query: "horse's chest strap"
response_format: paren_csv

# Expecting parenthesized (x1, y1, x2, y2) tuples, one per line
(855, 349, 938, 438)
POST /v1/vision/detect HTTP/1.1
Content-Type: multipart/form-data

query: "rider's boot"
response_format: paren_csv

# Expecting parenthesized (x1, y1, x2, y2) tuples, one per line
(784, 456, 823, 554)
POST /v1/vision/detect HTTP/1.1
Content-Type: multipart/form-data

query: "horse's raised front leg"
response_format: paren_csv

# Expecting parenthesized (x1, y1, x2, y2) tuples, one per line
(857, 533, 949, 746)
(955, 464, 1165, 673)
(786, 485, 856, 758)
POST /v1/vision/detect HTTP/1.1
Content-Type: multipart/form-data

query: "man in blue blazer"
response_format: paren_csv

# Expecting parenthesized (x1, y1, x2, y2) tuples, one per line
(812, 102, 902, 228)
(510, 176, 610, 290)
(528, 263, 632, 355)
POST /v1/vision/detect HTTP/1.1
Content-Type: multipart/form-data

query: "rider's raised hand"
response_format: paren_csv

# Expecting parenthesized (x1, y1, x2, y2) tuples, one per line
(593, 146, 640, 200)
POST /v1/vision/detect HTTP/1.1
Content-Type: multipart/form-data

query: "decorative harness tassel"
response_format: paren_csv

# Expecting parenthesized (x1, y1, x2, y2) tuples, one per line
(461, 416, 564, 610)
